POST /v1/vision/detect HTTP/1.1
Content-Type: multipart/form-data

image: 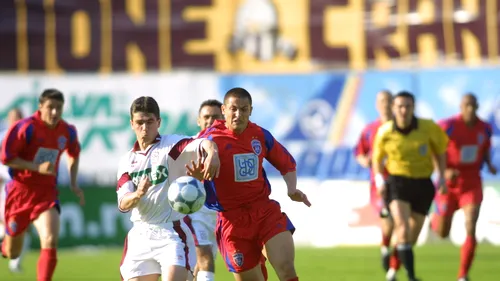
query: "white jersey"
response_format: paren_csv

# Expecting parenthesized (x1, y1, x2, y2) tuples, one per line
(116, 135, 205, 224)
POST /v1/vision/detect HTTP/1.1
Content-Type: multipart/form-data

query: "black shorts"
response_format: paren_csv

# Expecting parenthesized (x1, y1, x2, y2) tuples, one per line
(385, 175, 435, 215)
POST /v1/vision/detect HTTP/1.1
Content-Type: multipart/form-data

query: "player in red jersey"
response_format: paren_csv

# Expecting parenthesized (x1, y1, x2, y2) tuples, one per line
(0, 89, 85, 281)
(354, 90, 401, 276)
(188, 88, 310, 281)
(431, 94, 497, 281)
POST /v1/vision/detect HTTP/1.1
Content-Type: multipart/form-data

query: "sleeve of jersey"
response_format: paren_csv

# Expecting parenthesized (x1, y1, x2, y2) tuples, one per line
(116, 159, 135, 213)
(353, 127, 369, 156)
(437, 119, 452, 136)
(429, 121, 449, 155)
(66, 124, 81, 158)
(371, 125, 387, 164)
(166, 138, 205, 183)
(484, 123, 493, 149)
(261, 128, 296, 175)
(0, 121, 31, 165)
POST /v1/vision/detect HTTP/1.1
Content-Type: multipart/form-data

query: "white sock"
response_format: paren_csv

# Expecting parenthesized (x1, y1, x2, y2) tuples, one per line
(381, 246, 389, 256)
(196, 271, 215, 281)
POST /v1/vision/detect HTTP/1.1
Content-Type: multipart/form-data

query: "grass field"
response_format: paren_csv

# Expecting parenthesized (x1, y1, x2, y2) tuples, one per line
(1, 244, 499, 281)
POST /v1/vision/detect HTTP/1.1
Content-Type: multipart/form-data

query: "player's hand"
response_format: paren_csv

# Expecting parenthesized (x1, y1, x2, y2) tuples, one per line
(70, 184, 85, 206)
(374, 173, 386, 197)
(201, 151, 220, 181)
(437, 177, 447, 194)
(186, 159, 205, 181)
(38, 161, 56, 176)
(136, 177, 152, 198)
(444, 168, 459, 181)
(487, 163, 497, 175)
(288, 189, 311, 207)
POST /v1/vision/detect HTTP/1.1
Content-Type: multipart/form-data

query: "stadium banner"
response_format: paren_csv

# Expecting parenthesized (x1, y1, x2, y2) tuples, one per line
(219, 70, 500, 181)
(25, 181, 500, 249)
(1, 0, 500, 73)
(0, 73, 219, 184)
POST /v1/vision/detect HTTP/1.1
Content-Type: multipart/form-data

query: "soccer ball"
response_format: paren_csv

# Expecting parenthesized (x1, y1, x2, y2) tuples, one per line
(167, 176, 206, 215)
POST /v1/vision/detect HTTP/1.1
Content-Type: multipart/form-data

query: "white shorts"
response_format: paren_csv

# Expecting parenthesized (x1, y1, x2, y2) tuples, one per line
(0, 182, 5, 223)
(184, 206, 217, 259)
(120, 220, 196, 281)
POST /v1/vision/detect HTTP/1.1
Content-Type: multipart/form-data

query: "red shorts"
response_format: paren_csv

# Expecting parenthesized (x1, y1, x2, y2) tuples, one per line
(434, 178, 482, 217)
(4, 181, 59, 236)
(216, 199, 295, 273)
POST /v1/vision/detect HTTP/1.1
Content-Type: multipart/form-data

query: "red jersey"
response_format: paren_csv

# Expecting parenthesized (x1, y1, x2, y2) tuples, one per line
(354, 119, 385, 185)
(199, 120, 296, 211)
(0, 111, 80, 187)
(439, 115, 492, 178)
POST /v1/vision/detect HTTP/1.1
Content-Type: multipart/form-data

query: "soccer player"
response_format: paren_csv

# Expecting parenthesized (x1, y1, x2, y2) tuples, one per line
(117, 96, 220, 281)
(372, 91, 448, 281)
(183, 99, 223, 281)
(354, 90, 399, 272)
(0, 108, 30, 273)
(191, 87, 310, 281)
(431, 94, 497, 281)
(0, 89, 85, 281)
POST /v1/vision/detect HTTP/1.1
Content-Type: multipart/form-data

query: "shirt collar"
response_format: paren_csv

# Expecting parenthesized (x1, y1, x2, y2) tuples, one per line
(392, 116, 418, 134)
(132, 134, 161, 152)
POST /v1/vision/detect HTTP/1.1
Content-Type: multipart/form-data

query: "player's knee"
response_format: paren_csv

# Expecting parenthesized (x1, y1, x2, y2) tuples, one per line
(464, 219, 477, 236)
(39, 233, 58, 248)
(196, 246, 215, 271)
(4, 247, 21, 259)
(271, 258, 296, 279)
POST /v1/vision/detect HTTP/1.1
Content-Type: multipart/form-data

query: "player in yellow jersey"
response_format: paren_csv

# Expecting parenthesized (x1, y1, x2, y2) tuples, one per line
(372, 91, 448, 281)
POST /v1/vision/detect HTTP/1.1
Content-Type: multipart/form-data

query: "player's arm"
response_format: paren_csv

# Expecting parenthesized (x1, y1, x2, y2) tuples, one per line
(354, 128, 371, 168)
(66, 125, 81, 187)
(0, 122, 41, 172)
(371, 126, 387, 189)
(116, 168, 150, 212)
(483, 124, 497, 174)
(429, 121, 449, 183)
(261, 129, 297, 190)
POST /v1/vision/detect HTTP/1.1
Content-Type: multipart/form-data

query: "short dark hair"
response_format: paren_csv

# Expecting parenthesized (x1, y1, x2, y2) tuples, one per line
(198, 99, 223, 114)
(130, 96, 160, 119)
(39, 89, 64, 104)
(224, 87, 252, 105)
(394, 91, 415, 104)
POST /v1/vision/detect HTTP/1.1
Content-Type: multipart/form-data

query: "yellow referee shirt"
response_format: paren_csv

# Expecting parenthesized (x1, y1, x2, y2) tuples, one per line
(372, 117, 448, 178)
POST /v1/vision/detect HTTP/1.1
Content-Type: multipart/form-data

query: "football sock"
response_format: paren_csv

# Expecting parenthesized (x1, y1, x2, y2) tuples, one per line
(196, 271, 214, 281)
(381, 234, 391, 271)
(261, 262, 268, 281)
(286, 278, 298, 281)
(397, 243, 415, 279)
(458, 235, 477, 278)
(389, 247, 401, 270)
(37, 248, 57, 281)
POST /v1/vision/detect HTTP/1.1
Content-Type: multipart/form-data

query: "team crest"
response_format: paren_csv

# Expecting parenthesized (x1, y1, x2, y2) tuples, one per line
(8, 219, 17, 234)
(251, 139, 262, 155)
(418, 144, 428, 156)
(151, 150, 160, 165)
(232, 252, 244, 267)
(58, 136, 67, 150)
(477, 133, 484, 145)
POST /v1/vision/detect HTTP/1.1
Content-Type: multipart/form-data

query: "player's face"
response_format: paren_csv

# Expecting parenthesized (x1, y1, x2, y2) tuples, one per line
(39, 99, 64, 127)
(460, 96, 478, 122)
(392, 96, 414, 123)
(7, 110, 22, 125)
(197, 105, 223, 130)
(131, 112, 161, 142)
(376, 92, 392, 119)
(222, 96, 252, 133)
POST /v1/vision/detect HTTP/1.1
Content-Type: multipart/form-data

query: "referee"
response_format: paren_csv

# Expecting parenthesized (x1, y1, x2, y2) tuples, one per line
(371, 91, 448, 281)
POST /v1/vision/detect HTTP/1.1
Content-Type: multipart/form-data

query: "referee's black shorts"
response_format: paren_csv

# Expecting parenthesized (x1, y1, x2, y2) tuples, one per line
(385, 175, 435, 215)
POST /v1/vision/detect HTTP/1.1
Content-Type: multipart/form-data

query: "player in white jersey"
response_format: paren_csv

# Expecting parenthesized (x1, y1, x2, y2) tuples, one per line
(0, 108, 30, 273)
(117, 97, 220, 281)
(183, 100, 223, 281)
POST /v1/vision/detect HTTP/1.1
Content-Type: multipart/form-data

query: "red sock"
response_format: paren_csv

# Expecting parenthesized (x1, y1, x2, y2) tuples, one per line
(260, 262, 268, 281)
(381, 234, 391, 248)
(389, 247, 401, 270)
(458, 235, 477, 278)
(287, 278, 298, 281)
(37, 248, 57, 281)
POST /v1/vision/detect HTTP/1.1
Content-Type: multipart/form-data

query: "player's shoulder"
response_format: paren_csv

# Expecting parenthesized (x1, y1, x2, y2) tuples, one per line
(376, 120, 394, 135)
(417, 118, 439, 129)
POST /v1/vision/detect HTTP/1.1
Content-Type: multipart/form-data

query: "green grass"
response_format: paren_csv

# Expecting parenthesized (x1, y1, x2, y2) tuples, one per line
(1, 244, 499, 281)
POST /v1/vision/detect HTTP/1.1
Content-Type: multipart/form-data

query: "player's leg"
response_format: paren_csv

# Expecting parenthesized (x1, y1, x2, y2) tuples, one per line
(32, 207, 60, 281)
(1, 182, 30, 259)
(375, 193, 394, 272)
(8, 228, 31, 272)
(120, 229, 162, 281)
(1, 232, 26, 258)
(430, 189, 459, 238)
(264, 230, 298, 281)
(457, 187, 482, 281)
(189, 219, 216, 281)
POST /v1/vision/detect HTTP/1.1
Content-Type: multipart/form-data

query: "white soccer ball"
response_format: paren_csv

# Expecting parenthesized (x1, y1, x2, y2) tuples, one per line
(167, 176, 206, 215)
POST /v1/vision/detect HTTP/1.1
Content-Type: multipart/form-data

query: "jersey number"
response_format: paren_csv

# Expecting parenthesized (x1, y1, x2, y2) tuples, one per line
(460, 145, 478, 163)
(33, 148, 59, 165)
(234, 153, 259, 182)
